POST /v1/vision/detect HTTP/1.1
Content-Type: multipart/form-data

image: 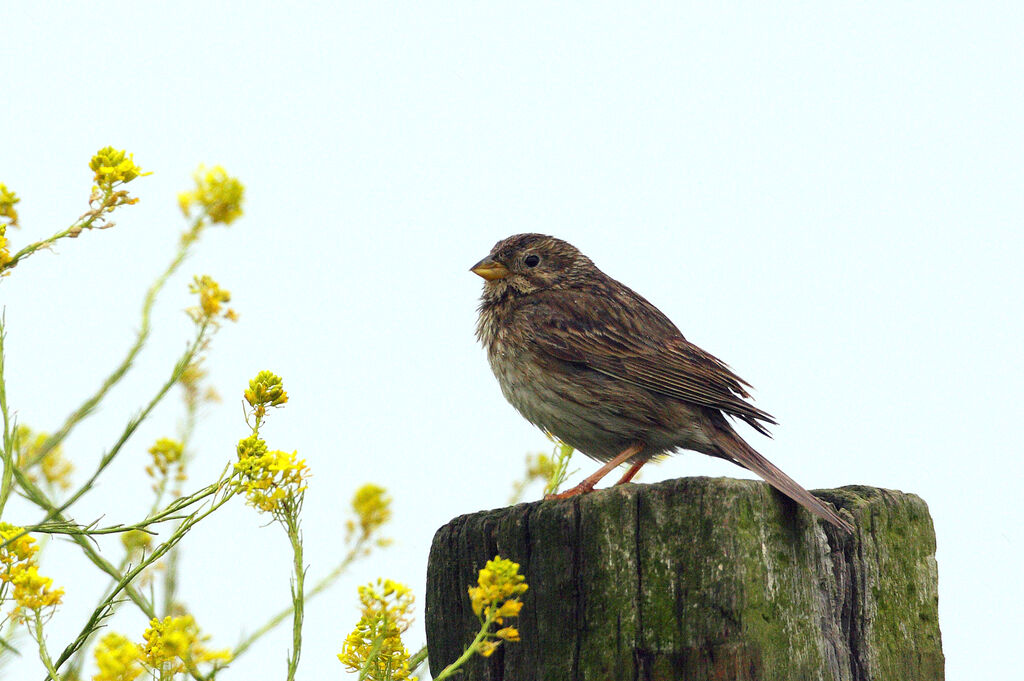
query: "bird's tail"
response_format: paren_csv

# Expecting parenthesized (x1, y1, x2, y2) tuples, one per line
(713, 430, 854, 534)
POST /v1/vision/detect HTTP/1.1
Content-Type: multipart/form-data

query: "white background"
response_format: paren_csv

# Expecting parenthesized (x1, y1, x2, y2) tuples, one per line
(2, 3, 1021, 679)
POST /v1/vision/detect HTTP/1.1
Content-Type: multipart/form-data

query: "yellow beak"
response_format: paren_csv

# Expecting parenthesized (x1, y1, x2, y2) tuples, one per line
(470, 258, 510, 281)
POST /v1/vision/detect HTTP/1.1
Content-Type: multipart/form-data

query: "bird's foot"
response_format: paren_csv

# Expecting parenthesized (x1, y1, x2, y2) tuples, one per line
(544, 443, 646, 500)
(544, 481, 595, 500)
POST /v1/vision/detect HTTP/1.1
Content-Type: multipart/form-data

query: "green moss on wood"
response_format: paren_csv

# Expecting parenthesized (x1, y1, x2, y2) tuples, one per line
(426, 477, 944, 681)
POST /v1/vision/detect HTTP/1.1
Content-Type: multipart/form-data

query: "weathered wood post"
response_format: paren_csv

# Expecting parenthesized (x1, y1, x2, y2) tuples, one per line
(426, 477, 943, 681)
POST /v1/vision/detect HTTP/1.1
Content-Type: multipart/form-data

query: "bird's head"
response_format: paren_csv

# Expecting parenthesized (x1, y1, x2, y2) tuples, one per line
(470, 233, 596, 300)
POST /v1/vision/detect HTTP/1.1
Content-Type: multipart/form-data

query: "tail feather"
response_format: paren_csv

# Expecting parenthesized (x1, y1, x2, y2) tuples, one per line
(714, 431, 854, 534)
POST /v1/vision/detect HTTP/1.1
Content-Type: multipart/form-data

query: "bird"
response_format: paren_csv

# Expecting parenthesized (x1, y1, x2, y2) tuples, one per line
(471, 233, 854, 534)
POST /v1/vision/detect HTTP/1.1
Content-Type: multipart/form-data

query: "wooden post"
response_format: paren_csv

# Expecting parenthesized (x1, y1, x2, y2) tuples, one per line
(425, 477, 943, 681)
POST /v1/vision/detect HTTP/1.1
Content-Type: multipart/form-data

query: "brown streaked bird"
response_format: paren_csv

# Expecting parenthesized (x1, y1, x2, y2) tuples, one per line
(471, 233, 853, 534)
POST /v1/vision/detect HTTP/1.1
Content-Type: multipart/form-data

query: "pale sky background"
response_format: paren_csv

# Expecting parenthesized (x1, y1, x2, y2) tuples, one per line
(2, 3, 1022, 680)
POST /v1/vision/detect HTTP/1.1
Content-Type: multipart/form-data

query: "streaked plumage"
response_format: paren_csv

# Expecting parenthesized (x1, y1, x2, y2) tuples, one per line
(473, 233, 852, 534)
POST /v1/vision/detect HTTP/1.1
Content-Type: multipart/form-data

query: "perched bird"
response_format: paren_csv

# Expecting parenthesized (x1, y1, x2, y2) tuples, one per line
(471, 233, 853, 534)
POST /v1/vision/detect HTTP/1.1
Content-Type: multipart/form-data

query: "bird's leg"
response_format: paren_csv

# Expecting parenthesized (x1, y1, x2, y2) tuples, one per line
(612, 458, 647, 486)
(546, 443, 644, 500)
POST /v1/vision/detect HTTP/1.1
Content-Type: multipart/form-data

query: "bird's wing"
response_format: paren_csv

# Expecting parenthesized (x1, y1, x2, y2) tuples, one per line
(521, 288, 776, 434)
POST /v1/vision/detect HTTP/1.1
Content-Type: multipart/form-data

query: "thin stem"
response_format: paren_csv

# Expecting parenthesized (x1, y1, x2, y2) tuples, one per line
(408, 645, 428, 674)
(0, 317, 14, 516)
(26, 479, 221, 539)
(0, 195, 110, 274)
(162, 372, 201, 618)
(33, 610, 60, 681)
(285, 506, 305, 681)
(60, 474, 228, 680)
(0, 324, 210, 557)
(26, 216, 204, 471)
(433, 614, 496, 681)
(230, 533, 370, 661)
(13, 464, 158, 617)
(51, 479, 237, 680)
(49, 322, 206, 519)
(64, 548, 136, 680)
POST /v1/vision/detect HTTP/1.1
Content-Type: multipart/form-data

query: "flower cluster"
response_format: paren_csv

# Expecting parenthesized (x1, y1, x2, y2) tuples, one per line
(178, 359, 220, 411)
(0, 183, 19, 228)
(187, 274, 237, 323)
(542, 439, 576, 496)
(141, 614, 231, 675)
(244, 370, 288, 419)
(233, 372, 308, 514)
(467, 556, 529, 657)
(14, 424, 74, 491)
(339, 579, 417, 681)
(0, 523, 64, 622)
(120, 529, 153, 557)
(178, 165, 244, 225)
(0, 183, 18, 269)
(508, 451, 559, 503)
(81, 147, 150, 231)
(345, 484, 393, 546)
(146, 437, 185, 480)
(89, 147, 149, 192)
(234, 434, 310, 514)
(92, 616, 229, 680)
(93, 632, 144, 681)
(526, 452, 557, 480)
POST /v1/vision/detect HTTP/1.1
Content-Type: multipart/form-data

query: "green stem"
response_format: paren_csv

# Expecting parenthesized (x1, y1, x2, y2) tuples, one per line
(285, 505, 305, 681)
(33, 610, 61, 681)
(0, 318, 14, 516)
(163, 387, 200, 617)
(26, 479, 221, 538)
(408, 645, 429, 674)
(230, 534, 369, 661)
(49, 322, 205, 517)
(0, 196, 109, 274)
(433, 614, 496, 680)
(51, 479, 237, 680)
(0, 323, 210, 557)
(26, 216, 204, 470)
(64, 547, 137, 681)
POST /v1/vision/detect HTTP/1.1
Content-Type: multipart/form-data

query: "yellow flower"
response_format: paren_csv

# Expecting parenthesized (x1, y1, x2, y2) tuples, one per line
(146, 437, 184, 479)
(93, 632, 143, 681)
(0, 183, 18, 227)
(6, 563, 64, 619)
(236, 432, 269, 460)
(339, 579, 417, 681)
(345, 484, 392, 543)
(234, 435, 309, 514)
(121, 530, 153, 556)
(463, 555, 528, 661)
(244, 370, 288, 412)
(495, 627, 520, 642)
(0, 522, 38, 566)
(179, 359, 213, 411)
(187, 275, 236, 323)
(89, 147, 150, 192)
(178, 165, 244, 225)
(526, 453, 555, 479)
(14, 425, 74, 491)
(141, 615, 231, 675)
(0, 523, 63, 620)
(0, 183, 16, 268)
(467, 556, 528, 619)
(0, 228, 11, 270)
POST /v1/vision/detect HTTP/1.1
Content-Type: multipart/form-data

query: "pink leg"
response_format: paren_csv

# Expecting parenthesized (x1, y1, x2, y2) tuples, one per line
(613, 458, 647, 485)
(546, 443, 644, 500)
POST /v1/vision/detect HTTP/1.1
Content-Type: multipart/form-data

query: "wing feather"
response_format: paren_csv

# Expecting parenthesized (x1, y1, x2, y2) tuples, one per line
(520, 287, 776, 434)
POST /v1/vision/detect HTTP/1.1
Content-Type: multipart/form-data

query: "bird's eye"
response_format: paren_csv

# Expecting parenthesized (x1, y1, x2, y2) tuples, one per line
(524, 254, 540, 268)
